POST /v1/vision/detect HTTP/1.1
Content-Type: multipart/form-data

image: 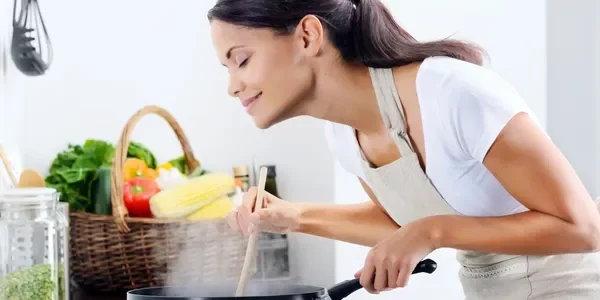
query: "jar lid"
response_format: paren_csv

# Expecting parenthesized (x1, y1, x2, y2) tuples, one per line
(232, 165, 249, 176)
(0, 187, 58, 203)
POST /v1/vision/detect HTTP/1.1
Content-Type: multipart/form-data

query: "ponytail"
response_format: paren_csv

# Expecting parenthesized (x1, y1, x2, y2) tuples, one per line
(351, 0, 485, 67)
(208, 0, 485, 67)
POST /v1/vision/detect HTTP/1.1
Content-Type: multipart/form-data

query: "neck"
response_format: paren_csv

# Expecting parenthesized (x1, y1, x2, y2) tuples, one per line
(301, 61, 385, 135)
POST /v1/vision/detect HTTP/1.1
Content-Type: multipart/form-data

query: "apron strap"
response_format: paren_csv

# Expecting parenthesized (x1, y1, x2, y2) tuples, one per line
(368, 67, 415, 156)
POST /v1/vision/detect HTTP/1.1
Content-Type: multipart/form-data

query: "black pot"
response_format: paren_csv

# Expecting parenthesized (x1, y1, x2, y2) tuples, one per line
(126, 259, 437, 300)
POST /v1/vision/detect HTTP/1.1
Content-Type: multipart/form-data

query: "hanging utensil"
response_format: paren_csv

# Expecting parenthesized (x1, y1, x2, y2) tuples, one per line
(0, 145, 18, 187)
(18, 169, 45, 188)
(11, 0, 53, 76)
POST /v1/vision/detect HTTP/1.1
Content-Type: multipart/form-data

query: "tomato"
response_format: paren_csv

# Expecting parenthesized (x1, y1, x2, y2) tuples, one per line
(123, 177, 160, 218)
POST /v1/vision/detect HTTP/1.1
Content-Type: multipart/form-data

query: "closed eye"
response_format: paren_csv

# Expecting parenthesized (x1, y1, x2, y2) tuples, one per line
(239, 57, 249, 68)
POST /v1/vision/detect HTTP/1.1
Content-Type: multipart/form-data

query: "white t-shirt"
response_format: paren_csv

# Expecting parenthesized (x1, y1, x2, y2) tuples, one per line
(325, 56, 543, 217)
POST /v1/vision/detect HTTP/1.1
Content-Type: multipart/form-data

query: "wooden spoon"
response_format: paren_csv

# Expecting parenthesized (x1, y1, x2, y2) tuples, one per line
(235, 166, 268, 296)
(0, 145, 18, 186)
(18, 169, 46, 188)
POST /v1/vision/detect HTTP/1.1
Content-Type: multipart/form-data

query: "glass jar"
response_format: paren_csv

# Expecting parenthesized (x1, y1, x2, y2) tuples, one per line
(0, 187, 70, 300)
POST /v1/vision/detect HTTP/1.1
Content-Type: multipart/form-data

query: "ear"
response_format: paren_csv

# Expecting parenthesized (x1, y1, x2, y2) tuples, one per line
(293, 15, 324, 57)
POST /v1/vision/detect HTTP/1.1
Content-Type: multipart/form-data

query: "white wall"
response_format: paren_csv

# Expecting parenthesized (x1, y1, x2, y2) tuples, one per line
(547, 0, 600, 198)
(596, 1, 600, 196)
(0, 0, 26, 190)
(334, 1, 547, 299)
(19, 0, 336, 287)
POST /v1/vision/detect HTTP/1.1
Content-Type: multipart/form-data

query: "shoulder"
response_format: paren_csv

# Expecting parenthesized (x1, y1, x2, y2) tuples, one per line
(417, 56, 536, 162)
(417, 56, 526, 103)
(324, 121, 349, 152)
(324, 121, 364, 177)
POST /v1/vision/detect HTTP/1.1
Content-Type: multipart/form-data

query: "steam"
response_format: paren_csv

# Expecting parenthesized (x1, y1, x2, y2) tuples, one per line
(146, 220, 292, 297)
(254, 233, 291, 279)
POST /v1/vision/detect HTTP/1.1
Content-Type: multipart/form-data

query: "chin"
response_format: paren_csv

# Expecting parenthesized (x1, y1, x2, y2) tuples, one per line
(251, 115, 275, 130)
(251, 112, 289, 130)
(250, 98, 301, 129)
(253, 119, 271, 130)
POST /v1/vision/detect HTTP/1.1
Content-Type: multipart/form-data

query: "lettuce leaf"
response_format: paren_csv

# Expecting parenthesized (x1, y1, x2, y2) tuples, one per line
(45, 140, 115, 212)
(45, 140, 161, 212)
(127, 141, 157, 169)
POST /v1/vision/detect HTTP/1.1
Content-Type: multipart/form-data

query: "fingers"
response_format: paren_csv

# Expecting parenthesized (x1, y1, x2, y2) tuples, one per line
(373, 268, 387, 293)
(249, 208, 271, 222)
(225, 208, 240, 233)
(248, 209, 273, 234)
(387, 262, 399, 290)
(226, 187, 284, 235)
(395, 262, 412, 288)
(372, 255, 390, 292)
(359, 258, 377, 294)
(225, 188, 257, 236)
(360, 249, 416, 294)
(240, 187, 257, 217)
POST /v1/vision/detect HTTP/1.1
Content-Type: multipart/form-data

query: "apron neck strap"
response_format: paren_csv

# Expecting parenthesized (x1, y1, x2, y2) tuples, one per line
(368, 67, 415, 155)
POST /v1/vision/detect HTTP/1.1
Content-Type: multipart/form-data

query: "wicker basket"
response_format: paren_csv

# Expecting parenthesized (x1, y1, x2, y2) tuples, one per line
(69, 105, 249, 293)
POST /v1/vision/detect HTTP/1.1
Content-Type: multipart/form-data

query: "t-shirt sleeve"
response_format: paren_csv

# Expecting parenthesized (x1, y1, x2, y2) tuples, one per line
(323, 121, 366, 179)
(441, 66, 530, 163)
(323, 121, 335, 152)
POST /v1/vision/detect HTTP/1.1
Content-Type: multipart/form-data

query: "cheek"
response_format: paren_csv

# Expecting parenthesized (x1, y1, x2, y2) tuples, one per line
(241, 53, 312, 102)
(242, 59, 288, 92)
(239, 62, 270, 91)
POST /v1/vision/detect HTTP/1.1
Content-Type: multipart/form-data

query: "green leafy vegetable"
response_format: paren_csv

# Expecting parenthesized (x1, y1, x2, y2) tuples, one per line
(45, 139, 158, 212)
(167, 155, 210, 176)
(128, 141, 158, 169)
(168, 155, 197, 175)
(0, 264, 65, 300)
(45, 140, 114, 212)
(188, 165, 209, 177)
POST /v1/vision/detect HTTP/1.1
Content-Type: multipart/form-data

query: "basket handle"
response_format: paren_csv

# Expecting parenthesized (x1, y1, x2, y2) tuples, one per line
(110, 105, 199, 232)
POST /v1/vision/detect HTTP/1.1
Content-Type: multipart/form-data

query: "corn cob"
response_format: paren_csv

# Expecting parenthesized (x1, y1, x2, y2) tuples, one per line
(149, 172, 236, 219)
(185, 195, 234, 221)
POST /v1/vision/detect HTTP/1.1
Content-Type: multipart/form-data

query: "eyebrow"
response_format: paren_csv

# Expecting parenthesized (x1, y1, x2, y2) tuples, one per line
(227, 45, 247, 59)
(221, 45, 247, 67)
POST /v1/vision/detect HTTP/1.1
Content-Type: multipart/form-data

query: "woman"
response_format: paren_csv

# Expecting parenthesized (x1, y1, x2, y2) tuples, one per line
(208, 0, 600, 299)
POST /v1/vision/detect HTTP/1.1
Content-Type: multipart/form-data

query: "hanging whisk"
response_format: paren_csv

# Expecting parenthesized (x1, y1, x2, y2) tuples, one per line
(11, 0, 53, 76)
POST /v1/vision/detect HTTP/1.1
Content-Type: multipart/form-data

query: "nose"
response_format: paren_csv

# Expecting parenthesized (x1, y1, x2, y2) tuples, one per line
(227, 74, 244, 97)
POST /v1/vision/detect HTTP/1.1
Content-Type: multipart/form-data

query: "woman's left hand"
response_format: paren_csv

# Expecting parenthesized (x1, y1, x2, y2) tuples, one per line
(354, 219, 438, 294)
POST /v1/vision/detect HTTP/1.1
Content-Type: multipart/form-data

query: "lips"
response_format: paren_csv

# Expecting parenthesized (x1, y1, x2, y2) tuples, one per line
(241, 92, 262, 113)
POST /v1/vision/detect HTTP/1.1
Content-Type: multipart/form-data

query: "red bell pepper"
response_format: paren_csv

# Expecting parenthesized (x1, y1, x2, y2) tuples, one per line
(123, 177, 160, 218)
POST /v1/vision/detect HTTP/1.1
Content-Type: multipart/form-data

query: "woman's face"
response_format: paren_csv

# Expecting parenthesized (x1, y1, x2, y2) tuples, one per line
(210, 20, 320, 129)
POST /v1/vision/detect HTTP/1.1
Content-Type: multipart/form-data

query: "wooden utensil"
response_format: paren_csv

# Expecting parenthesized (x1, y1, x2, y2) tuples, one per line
(235, 166, 268, 296)
(0, 145, 18, 186)
(18, 169, 46, 188)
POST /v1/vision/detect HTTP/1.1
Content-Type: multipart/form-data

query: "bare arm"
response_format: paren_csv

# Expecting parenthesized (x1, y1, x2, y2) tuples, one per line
(426, 113, 600, 255)
(294, 178, 399, 247)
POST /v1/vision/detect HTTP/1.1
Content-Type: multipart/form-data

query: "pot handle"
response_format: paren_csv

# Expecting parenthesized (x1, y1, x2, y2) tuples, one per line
(327, 258, 437, 300)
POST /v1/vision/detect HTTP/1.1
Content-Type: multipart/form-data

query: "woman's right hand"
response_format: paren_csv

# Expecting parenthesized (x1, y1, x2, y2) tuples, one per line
(226, 187, 301, 236)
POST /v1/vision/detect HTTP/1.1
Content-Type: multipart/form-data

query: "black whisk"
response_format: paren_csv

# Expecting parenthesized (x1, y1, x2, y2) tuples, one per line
(11, 0, 53, 76)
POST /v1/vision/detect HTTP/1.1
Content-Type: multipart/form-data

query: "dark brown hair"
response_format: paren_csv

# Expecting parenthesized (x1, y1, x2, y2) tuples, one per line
(208, 0, 485, 68)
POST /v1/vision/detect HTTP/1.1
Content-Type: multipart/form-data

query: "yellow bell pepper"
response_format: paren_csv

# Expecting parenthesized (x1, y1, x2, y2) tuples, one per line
(157, 162, 173, 171)
(124, 158, 158, 182)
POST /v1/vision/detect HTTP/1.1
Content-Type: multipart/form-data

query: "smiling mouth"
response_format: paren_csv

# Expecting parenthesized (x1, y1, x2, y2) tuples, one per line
(241, 92, 262, 112)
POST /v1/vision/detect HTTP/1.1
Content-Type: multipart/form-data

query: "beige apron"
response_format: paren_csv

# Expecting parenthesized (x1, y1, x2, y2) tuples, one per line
(356, 67, 600, 299)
